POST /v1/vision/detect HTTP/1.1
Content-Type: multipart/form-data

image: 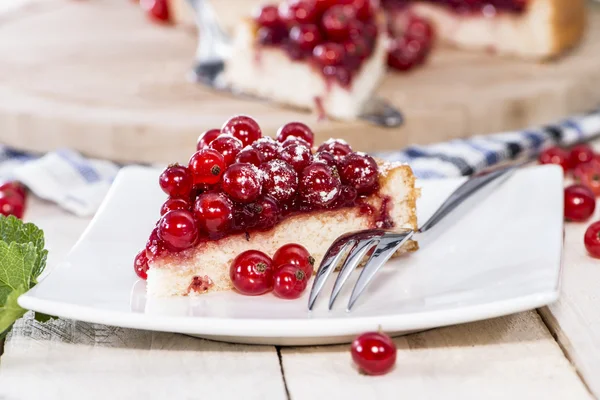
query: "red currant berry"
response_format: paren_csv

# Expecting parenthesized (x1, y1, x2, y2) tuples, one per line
(222, 163, 263, 203)
(197, 129, 221, 151)
(230, 250, 274, 296)
(313, 151, 337, 168)
(331, 185, 358, 207)
(273, 243, 315, 277)
(141, 0, 170, 23)
(159, 164, 193, 198)
(0, 189, 25, 219)
(344, 37, 371, 66)
(564, 184, 596, 222)
(278, 0, 319, 25)
(569, 144, 595, 168)
(235, 147, 264, 166)
(351, 331, 397, 375)
(290, 24, 323, 52)
(313, 42, 346, 66)
(300, 162, 342, 208)
(210, 135, 244, 166)
(321, 5, 355, 41)
(317, 138, 353, 161)
(405, 14, 434, 44)
(252, 195, 281, 230)
(276, 122, 315, 147)
(278, 143, 314, 173)
(538, 146, 571, 172)
(257, 26, 288, 46)
(339, 152, 379, 195)
(157, 210, 199, 251)
(160, 198, 191, 216)
(273, 265, 308, 299)
(282, 136, 311, 149)
(584, 221, 600, 258)
(221, 115, 262, 147)
(134, 249, 149, 280)
(260, 160, 299, 203)
(0, 181, 27, 201)
(145, 228, 167, 259)
(188, 149, 226, 185)
(252, 137, 281, 162)
(193, 192, 234, 237)
(573, 159, 600, 197)
(351, 0, 375, 21)
(387, 36, 429, 71)
(253, 4, 281, 28)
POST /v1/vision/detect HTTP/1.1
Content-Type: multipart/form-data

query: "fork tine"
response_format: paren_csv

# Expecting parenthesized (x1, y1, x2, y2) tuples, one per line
(328, 239, 379, 310)
(307, 239, 355, 310)
(347, 230, 415, 311)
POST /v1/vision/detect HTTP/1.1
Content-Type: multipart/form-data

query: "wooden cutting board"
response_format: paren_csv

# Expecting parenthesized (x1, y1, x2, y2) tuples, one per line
(1, 0, 600, 164)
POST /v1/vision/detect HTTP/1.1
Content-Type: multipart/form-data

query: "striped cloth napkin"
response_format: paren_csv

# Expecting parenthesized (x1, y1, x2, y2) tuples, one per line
(2, 108, 599, 217)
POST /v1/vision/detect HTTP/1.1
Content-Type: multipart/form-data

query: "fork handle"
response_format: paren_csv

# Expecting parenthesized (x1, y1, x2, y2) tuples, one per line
(418, 165, 518, 233)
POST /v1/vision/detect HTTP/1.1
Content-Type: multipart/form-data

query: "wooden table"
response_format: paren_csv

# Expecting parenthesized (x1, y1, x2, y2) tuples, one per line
(0, 191, 598, 400)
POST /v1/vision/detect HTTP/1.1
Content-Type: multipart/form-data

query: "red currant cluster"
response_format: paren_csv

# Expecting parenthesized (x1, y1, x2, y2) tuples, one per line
(0, 182, 27, 219)
(134, 115, 380, 279)
(386, 12, 434, 72)
(230, 243, 314, 299)
(539, 144, 600, 258)
(254, 0, 380, 87)
(381, 0, 527, 14)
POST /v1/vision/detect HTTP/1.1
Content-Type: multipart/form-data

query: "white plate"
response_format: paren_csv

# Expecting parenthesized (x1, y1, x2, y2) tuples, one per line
(19, 165, 564, 346)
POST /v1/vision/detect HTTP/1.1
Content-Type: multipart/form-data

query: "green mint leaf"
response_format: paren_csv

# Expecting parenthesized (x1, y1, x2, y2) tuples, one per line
(0, 284, 27, 339)
(0, 215, 48, 282)
(34, 312, 56, 323)
(0, 241, 38, 299)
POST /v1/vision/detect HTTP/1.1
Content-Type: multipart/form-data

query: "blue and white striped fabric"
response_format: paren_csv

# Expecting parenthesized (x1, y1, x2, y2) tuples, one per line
(374, 107, 600, 179)
(1, 108, 599, 216)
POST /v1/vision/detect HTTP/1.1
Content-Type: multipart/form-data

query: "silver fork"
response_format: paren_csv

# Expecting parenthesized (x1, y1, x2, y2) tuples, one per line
(186, 0, 404, 128)
(307, 164, 520, 311)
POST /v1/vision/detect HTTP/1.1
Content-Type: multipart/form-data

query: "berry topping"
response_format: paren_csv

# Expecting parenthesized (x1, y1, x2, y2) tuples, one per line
(313, 151, 337, 167)
(273, 265, 308, 299)
(387, 36, 430, 72)
(258, 26, 288, 46)
(278, 143, 314, 173)
(282, 136, 312, 149)
(221, 115, 263, 147)
(194, 192, 234, 237)
(157, 210, 199, 251)
(159, 164, 193, 198)
(260, 160, 299, 203)
(252, 137, 281, 163)
(317, 138, 353, 161)
(196, 129, 221, 151)
(253, 4, 281, 28)
(569, 144, 595, 168)
(160, 198, 191, 216)
(188, 149, 226, 185)
(351, 0, 374, 21)
(273, 243, 315, 278)
(222, 163, 263, 203)
(538, 146, 571, 172)
(230, 250, 274, 295)
(251, 195, 281, 230)
(313, 42, 346, 66)
(564, 184, 596, 222)
(351, 331, 397, 375)
(278, 0, 319, 25)
(405, 13, 434, 43)
(339, 152, 379, 194)
(134, 249, 149, 280)
(299, 162, 341, 207)
(236, 147, 264, 166)
(145, 228, 167, 259)
(290, 24, 323, 52)
(321, 4, 356, 41)
(209, 135, 244, 166)
(276, 122, 315, 147)
(584, 221, 600, 259)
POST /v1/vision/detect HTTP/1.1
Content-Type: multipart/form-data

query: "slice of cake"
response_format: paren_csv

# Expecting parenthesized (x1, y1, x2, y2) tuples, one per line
(133, 115, 418, 297)
(383, 0, 586, 60)
(223, 1, 388, 120)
